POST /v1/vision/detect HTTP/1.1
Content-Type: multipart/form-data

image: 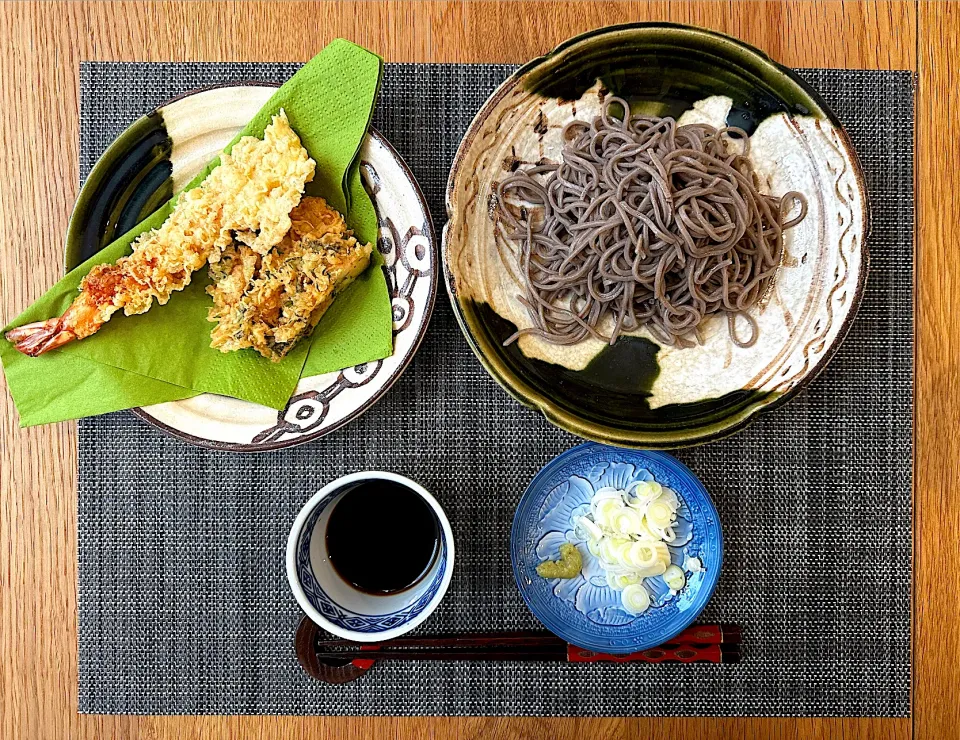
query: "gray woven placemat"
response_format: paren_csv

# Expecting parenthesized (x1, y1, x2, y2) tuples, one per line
(77, 62, 913, 716)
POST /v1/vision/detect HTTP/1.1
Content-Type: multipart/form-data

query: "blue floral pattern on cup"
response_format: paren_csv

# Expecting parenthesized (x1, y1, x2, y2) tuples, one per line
(511, 443, 722, 654)
(295, 496, 447, 634)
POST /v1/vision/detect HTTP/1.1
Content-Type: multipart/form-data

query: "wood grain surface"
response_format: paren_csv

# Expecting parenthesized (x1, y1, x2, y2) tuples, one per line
(0, 2, 946, 739)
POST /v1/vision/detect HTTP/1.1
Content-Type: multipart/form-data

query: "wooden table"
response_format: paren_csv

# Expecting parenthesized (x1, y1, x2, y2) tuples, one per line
(0, 2, 952, 738)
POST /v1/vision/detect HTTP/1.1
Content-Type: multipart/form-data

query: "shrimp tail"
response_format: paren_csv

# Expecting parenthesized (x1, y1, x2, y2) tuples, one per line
(5, 318, 77, 356)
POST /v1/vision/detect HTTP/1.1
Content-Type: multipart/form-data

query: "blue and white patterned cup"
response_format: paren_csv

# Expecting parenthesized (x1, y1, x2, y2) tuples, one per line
(286, 472, 455, 641)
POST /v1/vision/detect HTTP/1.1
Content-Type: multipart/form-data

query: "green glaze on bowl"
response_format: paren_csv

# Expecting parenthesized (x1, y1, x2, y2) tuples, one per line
(443, 23, 868, 449)
(66, 113, 173, 270)
(517, 22, 830, 129)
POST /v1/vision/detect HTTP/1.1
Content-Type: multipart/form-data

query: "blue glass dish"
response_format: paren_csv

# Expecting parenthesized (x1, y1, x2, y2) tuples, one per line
(511, 442, 723, 653)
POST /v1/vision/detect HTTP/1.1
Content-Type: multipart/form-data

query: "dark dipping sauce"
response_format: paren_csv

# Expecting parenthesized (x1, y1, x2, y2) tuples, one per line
(325, 480, 440, 595)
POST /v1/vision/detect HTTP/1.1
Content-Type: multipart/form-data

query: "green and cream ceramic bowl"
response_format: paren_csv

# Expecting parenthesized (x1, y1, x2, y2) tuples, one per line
(69, 83, 437, 451)
(443, 23, 868, 449)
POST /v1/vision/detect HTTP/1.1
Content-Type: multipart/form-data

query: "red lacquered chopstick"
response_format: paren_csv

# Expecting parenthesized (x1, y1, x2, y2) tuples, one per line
(566, 643, 739, 664)
(314, 642, 740, 665)
(313, 624, 743, 668)
(672, 623, 741, 645)
(314, 623, 741, 650)
(316, 630, 564, 650)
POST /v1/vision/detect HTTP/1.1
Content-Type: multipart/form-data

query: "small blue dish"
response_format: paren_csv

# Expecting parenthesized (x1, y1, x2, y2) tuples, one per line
(511, 442, 723, 654)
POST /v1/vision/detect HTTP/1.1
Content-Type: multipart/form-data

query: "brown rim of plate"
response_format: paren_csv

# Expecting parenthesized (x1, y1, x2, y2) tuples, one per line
(441, 23, 871, 449)
(72, 80, 438, 452)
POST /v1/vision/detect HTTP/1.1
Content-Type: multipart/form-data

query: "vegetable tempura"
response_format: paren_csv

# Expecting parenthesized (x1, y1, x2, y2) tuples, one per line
(206, 197, 373, 361)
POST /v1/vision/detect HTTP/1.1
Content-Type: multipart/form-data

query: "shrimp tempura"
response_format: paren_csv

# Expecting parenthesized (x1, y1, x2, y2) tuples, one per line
(6, 110, 315, 356)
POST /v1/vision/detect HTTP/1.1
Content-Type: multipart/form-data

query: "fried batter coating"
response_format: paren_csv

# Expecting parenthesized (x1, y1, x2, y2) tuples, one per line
(8, 110, 315, 356)
(207, 197, 374, 361)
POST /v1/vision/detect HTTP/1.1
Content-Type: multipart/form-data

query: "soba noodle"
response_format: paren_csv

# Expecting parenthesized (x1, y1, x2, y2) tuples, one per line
(495, 97, 807, 349)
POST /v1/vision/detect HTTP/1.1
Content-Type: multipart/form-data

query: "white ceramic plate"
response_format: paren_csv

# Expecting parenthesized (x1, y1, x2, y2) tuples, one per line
(76, 84, 436, 451)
